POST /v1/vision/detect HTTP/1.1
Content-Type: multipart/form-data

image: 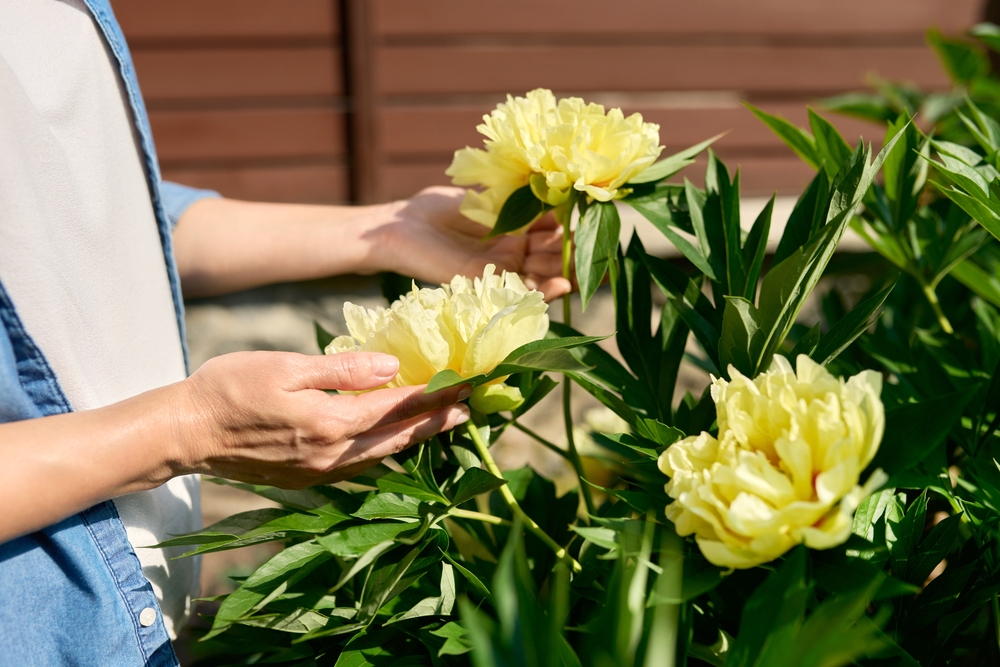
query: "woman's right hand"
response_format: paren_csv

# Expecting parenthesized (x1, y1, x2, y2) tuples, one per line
(174, 350, 471, 488)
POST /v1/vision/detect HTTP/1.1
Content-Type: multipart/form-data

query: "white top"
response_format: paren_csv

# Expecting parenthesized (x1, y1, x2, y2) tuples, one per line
(0, 0, 199, 638)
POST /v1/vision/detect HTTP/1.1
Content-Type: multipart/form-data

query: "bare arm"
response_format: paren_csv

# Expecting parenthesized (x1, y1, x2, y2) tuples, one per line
(172, 186, 570, 299)
(0, 352, 469, 543)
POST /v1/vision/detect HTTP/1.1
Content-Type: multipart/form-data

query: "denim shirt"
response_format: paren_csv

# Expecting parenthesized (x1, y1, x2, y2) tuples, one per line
(0, 1, 219, 664)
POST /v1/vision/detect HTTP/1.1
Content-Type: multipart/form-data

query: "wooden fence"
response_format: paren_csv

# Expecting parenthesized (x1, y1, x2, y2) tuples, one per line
(115, 0, 985, 205)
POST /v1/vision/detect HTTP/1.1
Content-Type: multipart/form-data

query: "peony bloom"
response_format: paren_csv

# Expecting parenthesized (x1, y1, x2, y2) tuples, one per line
(658, 355, 886, 569)
(446, 88, 663, 227)
(326, 265, 549, 393)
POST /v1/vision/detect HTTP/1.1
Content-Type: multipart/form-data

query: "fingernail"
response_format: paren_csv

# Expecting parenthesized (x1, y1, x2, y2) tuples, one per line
(454, 410, 470, 425)
(457, 385, 473, 401)
(372, 354, 399, 378)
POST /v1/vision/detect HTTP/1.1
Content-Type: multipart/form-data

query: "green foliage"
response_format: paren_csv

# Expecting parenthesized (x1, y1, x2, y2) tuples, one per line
(173, 62, 1000, 663)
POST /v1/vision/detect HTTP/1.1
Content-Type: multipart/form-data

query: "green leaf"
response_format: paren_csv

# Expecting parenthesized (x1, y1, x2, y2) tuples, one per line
(628, 133, 723, 184)
(317, 522, 417, 557)
(352, 493, 422, 521)
(440, 551, 495, 606)
(487, 184, 546, 238)
(204, 478, 350, 513)
(907, 513, 962, 585)
(743, 102, 819, 169)
(314, 320, 335, 352)
(385, 563, 456, 624)
(450, 467, 507, 507)
(936, 184, 1000, 243)
(886, 491, 926, 582)
(238, 608, 331, 634)
(424, 335, 605, 393)
(869, 389, 977, 477)
(823, 92, 898, 124)
(774, 170, 829, 266)
(718, 296, 760, 376)
(811, 282, 895, 365)
(575, 201, 621, 311)
(725, 547, 809, 667)
(622, 196, 716, 279)
(808, 108, 853, 179)
(429, 621, 475, 657)
(208, 540, 332, 639)
(742, 196, 773, 301)
(928, 27, 988, 83)
(154, 508, 341, 557)
(376, 471, 448, 504)
(971, 22, 1000, 54)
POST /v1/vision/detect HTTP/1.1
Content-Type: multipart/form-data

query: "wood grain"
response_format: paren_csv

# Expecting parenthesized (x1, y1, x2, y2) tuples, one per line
(162, 164, 349, 203)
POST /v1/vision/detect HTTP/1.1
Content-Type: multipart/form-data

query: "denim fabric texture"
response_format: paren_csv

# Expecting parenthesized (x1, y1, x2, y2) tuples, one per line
(0, 1, 220, 663)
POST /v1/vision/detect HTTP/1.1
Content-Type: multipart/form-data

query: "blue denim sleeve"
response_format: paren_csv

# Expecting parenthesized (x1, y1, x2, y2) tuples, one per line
(159, 180, 221, 229)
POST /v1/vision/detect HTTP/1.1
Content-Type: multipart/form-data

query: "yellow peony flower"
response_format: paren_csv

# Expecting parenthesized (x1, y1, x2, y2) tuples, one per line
(658, 355, 886, 569)
(326, 265, 549, 390)
(446, 88, 663, 227)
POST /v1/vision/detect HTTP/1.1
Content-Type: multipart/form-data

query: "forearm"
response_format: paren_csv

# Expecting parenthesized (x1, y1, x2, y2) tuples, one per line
(0, 382, 190, 542)
(173, 198, 394, 298)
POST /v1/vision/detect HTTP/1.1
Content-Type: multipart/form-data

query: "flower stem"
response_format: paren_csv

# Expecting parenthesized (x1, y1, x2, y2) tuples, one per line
(553, 201, 597, 517)
(449, 508, 510, 526)
(919, 279, 954, 334)
(464, 421, 582, 573)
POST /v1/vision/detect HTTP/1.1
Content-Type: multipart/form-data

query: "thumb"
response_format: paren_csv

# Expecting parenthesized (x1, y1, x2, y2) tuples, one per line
(289, 352, 400, 392)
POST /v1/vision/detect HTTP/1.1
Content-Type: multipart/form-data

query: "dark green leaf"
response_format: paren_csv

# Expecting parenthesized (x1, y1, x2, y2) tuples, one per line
(812, 282, 895, 365)
(628, 133, 723, 185)
(808, 108, 854, 179)
(743, 102, 819, 169)
(742, 196, 773, 301)
(352, 493, 421, 521)
(487, 184, 546, 238)
(575, 201, 621, 310)
(376, 471, 448, 504)
(317, 522, 418, 557)
(774, 170, 829, 266)
(928, 27, 988, 83)
(314, 321, 335, 352)
(868, 389, 977, 477)
(450, 467, 507, 507)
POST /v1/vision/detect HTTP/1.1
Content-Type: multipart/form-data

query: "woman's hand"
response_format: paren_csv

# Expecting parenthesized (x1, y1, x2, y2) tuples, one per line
(0, 350, 468, 541)
(177, 351, 470, 487)
(368, 186, 572, 301)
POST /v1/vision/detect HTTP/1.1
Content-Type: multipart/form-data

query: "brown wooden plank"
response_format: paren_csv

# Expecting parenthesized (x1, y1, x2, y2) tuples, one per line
(132, 47, 343, 102)
(163, 164, 349, 203)
(379, 102, 883, 157)
(382, 155, 816, 201)
(150, 109, 346, 163)
(376, 0, 981, 36)
(114, 0, 340, 41)
(378, 45, 949, 96)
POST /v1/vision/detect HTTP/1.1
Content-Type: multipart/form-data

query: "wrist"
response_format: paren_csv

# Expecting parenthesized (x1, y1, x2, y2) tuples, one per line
(346, 200, 407, 276)
(160, 377, 215, 477)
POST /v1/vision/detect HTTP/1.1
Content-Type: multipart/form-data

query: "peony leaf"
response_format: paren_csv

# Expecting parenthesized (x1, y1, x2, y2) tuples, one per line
(449, 467, 507, 507)
(744, 102, 820, 170)
(314, 320, 335, 352)
(317, 522, 418, 558)
(627, 133, 724, 185)
(376, 471, 449, 504)
(808, 108, 854, 180)
(811, 282, 895, 366)
(352, 493, 421, 521)
(486, 184, 547, 238)
(154, 508, 342, 557)
(575, 201, 621, 311)
(870, 388, 977, 479)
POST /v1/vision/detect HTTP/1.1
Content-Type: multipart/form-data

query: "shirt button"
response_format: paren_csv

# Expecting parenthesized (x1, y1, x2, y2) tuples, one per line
(139, 607, 157, 627)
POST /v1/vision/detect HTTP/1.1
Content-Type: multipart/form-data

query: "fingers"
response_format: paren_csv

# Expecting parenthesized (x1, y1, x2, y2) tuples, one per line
(288, 352, 400, 392)
(527, 226, 563, 253)
(522, 253, 563, 280)
(529, 276, 573, 301)
(342, 383, 472, 433)
(339, 404, 471, 468)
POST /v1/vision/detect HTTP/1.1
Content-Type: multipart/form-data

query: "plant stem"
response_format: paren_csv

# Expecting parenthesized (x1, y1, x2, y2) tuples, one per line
(449, 508, 510, 526)
(512, 421, 571, 461)
(553, 201, 597, 517)
(919, 279, 954, 334)
(464, 421, 582, 572)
